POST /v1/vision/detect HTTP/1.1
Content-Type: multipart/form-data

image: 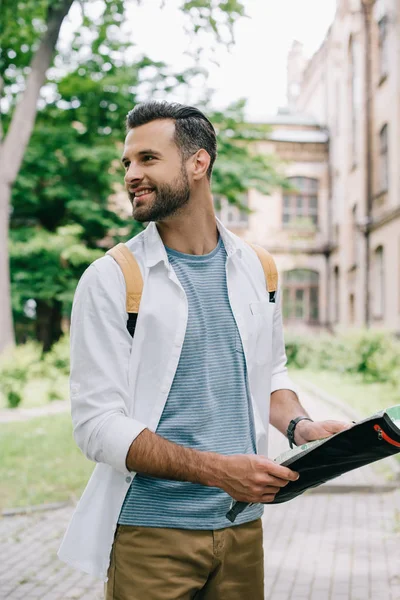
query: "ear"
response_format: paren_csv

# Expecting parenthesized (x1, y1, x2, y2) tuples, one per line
(191, 149, 210, 181)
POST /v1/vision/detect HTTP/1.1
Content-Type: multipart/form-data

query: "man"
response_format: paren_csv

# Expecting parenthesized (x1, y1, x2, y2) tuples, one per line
(58, 101, 349, 599)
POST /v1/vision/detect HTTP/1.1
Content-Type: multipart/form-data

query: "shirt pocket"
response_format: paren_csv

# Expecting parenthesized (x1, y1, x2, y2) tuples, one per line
(249, 300, 274, 366)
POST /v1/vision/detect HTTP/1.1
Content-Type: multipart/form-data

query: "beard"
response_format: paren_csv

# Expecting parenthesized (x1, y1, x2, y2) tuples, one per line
(129, 163, 191, 223)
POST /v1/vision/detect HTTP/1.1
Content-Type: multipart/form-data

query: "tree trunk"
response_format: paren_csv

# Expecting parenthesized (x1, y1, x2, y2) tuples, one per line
(36, 299, 63, 353)
(0, 0, 74, 355)
(0, 180, 14, 354)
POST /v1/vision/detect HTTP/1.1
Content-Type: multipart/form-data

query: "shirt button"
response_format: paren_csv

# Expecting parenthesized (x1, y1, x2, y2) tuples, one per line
(125, 476, 132, 483)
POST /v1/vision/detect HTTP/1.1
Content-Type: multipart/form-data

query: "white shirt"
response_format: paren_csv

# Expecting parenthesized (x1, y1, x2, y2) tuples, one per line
(58, 218, 297, 580)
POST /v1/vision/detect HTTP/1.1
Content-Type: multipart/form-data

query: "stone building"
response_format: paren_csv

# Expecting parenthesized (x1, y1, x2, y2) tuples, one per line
(223, 0, 400, 331)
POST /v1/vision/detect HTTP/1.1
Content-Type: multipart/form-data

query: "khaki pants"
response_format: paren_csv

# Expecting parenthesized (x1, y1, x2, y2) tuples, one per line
(104, 518, 264, 600)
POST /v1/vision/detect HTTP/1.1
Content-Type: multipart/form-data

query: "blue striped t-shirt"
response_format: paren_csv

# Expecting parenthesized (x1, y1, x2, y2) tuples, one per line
(118, 236, 263, 529)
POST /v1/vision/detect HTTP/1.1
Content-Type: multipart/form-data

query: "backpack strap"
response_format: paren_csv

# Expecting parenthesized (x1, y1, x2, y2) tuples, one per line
(248, 243, 278, 303)
(106, 243, 143, 337)
(105, 240, 278, 339)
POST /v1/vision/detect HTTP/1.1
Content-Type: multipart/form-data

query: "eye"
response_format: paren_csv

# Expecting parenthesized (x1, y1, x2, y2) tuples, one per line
(143, 155, 155, 162)
(123, 161, 130, 170)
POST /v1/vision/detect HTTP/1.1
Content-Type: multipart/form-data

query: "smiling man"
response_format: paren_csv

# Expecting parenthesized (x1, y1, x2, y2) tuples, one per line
(58, 101, 349, 599)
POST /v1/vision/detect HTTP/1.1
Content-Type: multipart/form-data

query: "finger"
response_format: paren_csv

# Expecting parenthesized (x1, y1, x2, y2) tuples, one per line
(322, 421, 353, 437)
(262, 486, 282, 494)
(262, 461, 299, 482)
(264, 475, 290, 488)
(261, 494, 276, 503)
(323, 420, 353, 434)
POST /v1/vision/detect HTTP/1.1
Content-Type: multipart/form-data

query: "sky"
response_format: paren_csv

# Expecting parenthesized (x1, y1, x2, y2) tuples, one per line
(65, 0, 337, 121)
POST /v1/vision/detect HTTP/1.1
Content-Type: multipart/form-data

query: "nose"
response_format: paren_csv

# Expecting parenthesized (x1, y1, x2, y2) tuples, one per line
(124, 162, 144, 186)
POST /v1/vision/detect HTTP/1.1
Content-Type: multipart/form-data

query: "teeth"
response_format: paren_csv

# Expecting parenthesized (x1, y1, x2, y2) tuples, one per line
(135, 189, 153, 198)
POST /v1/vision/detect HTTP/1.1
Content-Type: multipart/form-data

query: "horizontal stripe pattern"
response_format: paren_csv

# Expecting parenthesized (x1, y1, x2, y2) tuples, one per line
(118, 237, 263, 529)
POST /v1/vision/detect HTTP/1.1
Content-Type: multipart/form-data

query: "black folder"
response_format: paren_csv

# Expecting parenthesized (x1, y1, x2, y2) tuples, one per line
(226, 404, 400, 523)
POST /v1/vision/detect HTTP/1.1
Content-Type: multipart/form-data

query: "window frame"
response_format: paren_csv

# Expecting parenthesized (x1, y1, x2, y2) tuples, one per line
(282, 269, 320, 324)
(282, 177, 319, 229)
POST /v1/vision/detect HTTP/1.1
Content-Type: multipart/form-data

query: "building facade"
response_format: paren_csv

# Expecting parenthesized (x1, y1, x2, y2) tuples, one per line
(223, 0, 400, 331)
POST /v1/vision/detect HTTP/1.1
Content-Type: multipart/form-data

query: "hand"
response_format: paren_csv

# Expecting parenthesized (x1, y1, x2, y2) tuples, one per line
(294, 419, 353, 446)
(217, 454, 300, 504)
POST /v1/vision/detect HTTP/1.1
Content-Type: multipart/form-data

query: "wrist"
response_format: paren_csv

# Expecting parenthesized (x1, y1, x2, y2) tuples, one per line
(197, 451, 228, 488)
(287, 416, 313, 448)
(294, 419, 313, 444)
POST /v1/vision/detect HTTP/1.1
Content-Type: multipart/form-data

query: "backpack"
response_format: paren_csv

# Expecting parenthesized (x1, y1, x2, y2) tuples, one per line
(106, 241, 278, 338)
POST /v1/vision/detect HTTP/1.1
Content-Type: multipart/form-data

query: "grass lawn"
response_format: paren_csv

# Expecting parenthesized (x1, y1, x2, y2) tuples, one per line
(291, 367, 400, 418)
(0, 413, 94, 511)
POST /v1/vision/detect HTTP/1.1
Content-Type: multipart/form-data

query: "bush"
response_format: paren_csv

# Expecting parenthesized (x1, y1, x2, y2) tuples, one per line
(0, 337, 71, 409)
(285, 329, 400, 387)
(284, 333, 313, 369)
(42, 335, 70, 376)
(0, 342, 42, 408)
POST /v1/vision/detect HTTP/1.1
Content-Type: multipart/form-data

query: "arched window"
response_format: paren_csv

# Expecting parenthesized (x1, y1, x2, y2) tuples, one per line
(282, 269, 319, 323)
(282, 177, 318, 228)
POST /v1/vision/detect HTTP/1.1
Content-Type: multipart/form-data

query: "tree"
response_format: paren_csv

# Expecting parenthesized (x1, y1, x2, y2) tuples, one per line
(9, 87, 287, 353)
(0, 0, 247, 354)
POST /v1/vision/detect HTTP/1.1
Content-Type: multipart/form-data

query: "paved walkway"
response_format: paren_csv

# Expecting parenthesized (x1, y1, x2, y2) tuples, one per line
(0, 400, 69, 423)
(0, 492, 399, 600)
(1, 384, 399, 599)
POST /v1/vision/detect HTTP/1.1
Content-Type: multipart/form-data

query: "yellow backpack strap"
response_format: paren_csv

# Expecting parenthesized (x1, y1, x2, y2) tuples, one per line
(248, 243, 278, 303)
(106, 243, 143, 313)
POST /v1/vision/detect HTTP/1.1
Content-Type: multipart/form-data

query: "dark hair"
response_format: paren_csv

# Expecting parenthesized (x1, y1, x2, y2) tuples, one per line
(126, 101, 217, 180)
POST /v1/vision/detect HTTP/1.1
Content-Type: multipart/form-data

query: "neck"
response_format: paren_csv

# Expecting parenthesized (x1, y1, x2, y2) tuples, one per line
(156, 193, 219, 255)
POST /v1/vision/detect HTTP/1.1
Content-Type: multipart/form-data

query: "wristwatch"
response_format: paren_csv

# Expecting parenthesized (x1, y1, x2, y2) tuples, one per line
(287, 416, 314, 449)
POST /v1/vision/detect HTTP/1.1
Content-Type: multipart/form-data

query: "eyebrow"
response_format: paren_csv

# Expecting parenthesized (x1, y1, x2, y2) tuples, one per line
(121, 149, 162, 162)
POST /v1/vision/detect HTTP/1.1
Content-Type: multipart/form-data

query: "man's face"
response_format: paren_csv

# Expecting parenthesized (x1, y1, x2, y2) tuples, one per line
(121, 119, 191, 223)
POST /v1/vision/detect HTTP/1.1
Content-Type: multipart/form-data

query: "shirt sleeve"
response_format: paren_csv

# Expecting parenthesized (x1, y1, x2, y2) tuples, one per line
(270, 286, 299, 397)
(69, 258, 147, 476)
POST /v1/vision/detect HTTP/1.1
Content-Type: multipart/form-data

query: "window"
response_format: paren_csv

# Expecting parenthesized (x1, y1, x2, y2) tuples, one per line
(378, 16, 388, 79)
(333, 266, 340, 323)
(379, 124, 388, 192)
(373, 246, 385, 319)
(282, 177, 318, 228)
(282, 269, 319, 323)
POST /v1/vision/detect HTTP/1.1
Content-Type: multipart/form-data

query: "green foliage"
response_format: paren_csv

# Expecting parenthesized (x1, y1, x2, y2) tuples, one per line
(9, 225, 104, 319)
(285, 330, 400, 387)
(4, 0, 282, 353)
(181, 0, 247, 44)
(0, 0, 49, 84)
(0, 342, 42, 408)
(42, 334, 70, 377)
(0, 336, 71, 408)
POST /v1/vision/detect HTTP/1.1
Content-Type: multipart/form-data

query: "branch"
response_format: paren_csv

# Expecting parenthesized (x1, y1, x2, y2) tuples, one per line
(0, 0, 74, 184)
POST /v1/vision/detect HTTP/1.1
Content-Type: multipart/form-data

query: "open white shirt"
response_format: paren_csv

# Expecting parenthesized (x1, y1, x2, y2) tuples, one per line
(58, 218, 297, 580)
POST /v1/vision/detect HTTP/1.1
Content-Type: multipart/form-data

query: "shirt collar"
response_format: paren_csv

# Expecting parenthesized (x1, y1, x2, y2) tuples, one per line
(143, 216, 243, 269)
